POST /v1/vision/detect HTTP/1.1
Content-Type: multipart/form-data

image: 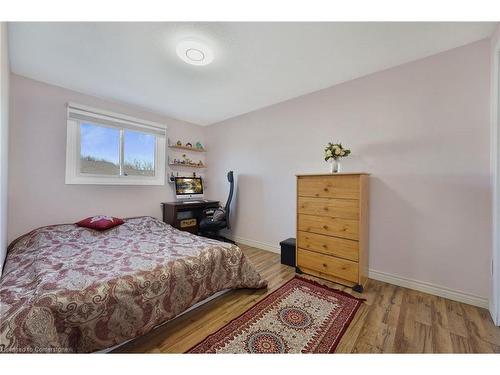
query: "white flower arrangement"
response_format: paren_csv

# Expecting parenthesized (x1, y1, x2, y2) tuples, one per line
(324, 142, 351, 161)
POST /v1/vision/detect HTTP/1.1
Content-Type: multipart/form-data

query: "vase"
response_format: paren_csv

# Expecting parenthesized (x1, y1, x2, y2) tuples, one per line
(329, 159, 341, 173)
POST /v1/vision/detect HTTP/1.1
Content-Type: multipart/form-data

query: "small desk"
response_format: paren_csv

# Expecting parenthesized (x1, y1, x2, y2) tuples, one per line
(161, 200, 220, 234)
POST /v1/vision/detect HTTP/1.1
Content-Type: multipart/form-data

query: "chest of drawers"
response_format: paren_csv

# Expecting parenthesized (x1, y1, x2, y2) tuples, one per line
(296, 173, 369, 292)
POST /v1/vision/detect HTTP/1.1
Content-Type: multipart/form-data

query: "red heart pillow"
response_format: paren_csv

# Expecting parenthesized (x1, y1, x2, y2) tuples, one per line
(76, 215, 124, 231)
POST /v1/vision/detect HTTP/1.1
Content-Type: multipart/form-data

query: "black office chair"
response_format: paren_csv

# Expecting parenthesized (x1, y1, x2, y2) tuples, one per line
(198, 171, 235, 243)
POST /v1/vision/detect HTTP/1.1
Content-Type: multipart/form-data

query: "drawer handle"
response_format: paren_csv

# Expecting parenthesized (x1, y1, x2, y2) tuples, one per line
(323, 188, 329, 192)
(322, 244, 328, 249)
(323, 207, 329, 211)
(322, 263, 327, 268)
(323, 225, 328, 230)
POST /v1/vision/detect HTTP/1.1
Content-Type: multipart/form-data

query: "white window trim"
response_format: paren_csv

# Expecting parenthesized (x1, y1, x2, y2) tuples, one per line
(65, 103, 167, 185)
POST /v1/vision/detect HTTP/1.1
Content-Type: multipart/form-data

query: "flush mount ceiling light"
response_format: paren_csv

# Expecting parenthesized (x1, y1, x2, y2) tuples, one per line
(176, 39, 214, 66)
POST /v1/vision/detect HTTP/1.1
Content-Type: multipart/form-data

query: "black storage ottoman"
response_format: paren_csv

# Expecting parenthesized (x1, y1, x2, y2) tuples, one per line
(279, 238, 296, 267)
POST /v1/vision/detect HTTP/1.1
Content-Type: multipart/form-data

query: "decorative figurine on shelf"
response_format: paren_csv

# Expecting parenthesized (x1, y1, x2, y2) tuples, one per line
(185, 142, 193, 148)
(198, 160, 204, 167)
(193, 172, 196, 177)
(195, 142, 204, 151)
(176, 140, 182, 146)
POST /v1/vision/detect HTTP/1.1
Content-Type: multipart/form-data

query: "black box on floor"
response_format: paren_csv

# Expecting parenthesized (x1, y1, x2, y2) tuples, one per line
(279, 238, 296, 267)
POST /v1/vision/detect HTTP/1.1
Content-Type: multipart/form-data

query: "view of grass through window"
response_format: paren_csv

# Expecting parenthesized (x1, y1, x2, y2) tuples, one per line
(80, 123, 155, 177)
(124, 129, 155, 176)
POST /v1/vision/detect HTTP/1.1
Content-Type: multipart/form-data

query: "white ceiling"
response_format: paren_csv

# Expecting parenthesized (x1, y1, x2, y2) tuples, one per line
(8, 22, 497, 126)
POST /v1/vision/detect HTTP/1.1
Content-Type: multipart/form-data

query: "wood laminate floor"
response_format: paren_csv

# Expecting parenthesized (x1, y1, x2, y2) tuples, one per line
(114, 245, 500, 353)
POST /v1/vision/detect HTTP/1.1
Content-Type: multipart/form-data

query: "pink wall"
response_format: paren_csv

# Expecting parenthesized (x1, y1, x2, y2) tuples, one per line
(8, 74, 205, 242)
(205, 39, 492, 298)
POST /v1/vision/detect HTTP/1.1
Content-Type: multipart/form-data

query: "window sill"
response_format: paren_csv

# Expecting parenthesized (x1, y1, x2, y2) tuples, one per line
(65, 175, 165, 185)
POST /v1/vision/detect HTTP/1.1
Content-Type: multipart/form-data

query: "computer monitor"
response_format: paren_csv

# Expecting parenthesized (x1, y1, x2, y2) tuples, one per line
(174, 177, 204, 199)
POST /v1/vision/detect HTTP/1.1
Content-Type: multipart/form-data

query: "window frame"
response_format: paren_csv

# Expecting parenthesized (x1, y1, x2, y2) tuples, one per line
(65, 103, 167, 185)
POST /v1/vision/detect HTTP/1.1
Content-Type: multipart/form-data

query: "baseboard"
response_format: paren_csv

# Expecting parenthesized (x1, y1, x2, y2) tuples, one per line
(231, 235, 489, 309)
(368, 269, 489, 308)
(229, 235, 281, 254)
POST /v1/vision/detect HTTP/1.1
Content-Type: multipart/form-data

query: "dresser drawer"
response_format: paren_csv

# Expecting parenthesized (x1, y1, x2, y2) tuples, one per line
(298, 214, 359, 240)
(298, 175, 359, 199)
(298, 196, 359, 220)
(297, 248, 359, 283)
(297, 231, 359, 262)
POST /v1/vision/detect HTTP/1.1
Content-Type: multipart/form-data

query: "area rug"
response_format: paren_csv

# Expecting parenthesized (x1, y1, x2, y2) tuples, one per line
(187, 276, 364, 353)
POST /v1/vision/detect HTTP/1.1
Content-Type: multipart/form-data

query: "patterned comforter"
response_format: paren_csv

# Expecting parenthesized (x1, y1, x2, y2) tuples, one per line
(0, 216, 267, 353)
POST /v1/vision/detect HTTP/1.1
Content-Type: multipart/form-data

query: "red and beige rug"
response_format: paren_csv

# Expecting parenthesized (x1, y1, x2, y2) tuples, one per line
(188, 276, 364, 353)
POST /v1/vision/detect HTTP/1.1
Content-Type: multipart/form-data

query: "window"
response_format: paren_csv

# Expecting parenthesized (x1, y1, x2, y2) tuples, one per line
(80, 123, 121, 176)
(66, 103, 166, 185)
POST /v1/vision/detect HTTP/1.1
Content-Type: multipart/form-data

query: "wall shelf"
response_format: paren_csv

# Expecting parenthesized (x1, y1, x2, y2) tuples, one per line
(168, 163, 207, 169)
(168, 140, 206, 170)
(168, 145, 206, 152)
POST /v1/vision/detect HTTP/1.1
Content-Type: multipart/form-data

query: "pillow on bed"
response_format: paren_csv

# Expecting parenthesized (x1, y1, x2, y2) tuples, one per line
(76, 215, 124, 231)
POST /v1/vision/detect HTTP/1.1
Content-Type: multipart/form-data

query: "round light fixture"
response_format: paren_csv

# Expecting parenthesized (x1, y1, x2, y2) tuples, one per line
(176, 39, 214, 66)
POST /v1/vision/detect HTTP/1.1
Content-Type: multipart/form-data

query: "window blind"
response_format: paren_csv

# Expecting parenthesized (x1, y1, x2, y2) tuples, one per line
(67, 103, 167, 136)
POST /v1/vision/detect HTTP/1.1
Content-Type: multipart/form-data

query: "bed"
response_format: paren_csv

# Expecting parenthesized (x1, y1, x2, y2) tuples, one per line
(0, 216, 267, 353)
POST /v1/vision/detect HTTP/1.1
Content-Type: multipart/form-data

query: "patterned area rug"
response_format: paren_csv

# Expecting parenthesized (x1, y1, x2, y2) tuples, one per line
(187, 276, 364, 353)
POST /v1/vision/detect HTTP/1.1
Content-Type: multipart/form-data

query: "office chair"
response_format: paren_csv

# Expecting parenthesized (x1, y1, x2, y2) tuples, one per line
(198, 171, 235, 243)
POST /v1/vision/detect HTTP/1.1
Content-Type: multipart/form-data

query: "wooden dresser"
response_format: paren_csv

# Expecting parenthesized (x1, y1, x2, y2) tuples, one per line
(296, 173, 369, 292)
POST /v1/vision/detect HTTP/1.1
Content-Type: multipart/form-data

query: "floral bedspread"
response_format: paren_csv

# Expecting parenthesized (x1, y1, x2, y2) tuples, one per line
(0, 216, 267, 353)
